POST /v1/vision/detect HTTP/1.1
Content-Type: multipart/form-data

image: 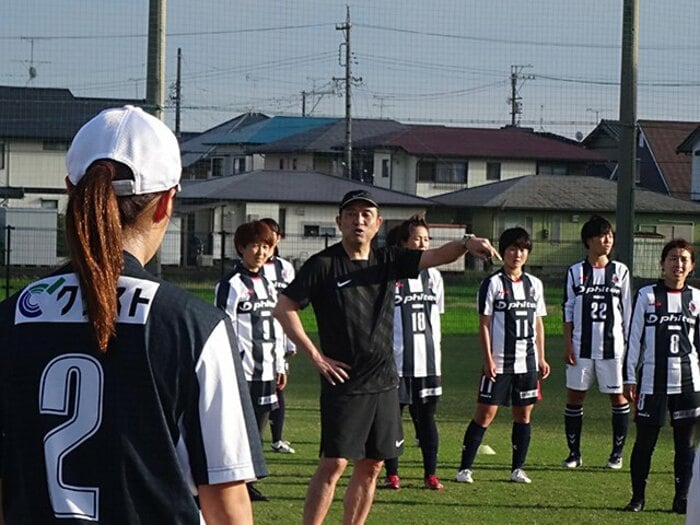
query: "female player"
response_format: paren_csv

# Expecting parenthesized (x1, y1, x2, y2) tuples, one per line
(623, 239, 700, 514)
(383, 214, 445, 490)
(215, 221, 287, 501)
(0, 106, 265, 523)
(260, 217, 297, 455)
(456, 227, 550, 484)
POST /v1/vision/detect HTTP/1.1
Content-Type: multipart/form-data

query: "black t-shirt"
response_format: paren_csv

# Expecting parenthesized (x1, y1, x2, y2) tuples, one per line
(283, 242, 422, 395)
(0, 252, 266, 524)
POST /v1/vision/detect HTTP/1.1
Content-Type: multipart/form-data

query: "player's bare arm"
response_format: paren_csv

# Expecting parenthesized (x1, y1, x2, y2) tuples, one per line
(418, 236, 500, 271)
(536, 316, 551, 379)
(273, 295, 351, 385)
(479, 314, 497, 381)
(563, 321, 576, 365)
(198, 481, 253, 525)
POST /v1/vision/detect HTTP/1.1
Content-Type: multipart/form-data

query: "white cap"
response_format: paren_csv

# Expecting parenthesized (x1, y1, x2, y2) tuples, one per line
(66, 105, 181, 196)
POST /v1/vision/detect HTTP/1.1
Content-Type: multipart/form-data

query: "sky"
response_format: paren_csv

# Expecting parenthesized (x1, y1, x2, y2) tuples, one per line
(1, 1, 699, 138)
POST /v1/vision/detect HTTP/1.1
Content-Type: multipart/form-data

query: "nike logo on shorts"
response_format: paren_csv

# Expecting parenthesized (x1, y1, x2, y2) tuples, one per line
(337, 279, 352, 288)
(395, 439, 404, 448)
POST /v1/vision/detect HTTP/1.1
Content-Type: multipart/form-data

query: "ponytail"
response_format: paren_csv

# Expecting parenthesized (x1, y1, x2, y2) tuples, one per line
(65, 160, 157, 352)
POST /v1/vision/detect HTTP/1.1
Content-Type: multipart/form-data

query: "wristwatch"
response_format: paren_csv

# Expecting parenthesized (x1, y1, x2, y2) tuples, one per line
(462, 233, 475, 249)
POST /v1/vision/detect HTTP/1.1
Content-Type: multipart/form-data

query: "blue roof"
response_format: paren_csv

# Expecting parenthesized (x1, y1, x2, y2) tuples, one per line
(206, 116, 338, 145)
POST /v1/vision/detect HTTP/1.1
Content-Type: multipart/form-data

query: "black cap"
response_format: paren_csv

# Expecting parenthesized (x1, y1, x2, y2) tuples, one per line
(339, 190, 379, 211)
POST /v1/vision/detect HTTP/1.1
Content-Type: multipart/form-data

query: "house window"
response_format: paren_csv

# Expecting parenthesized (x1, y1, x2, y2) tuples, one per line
(0, 143, 4, 170)
(42, 141, 68, 151)
(303, 224, 336, 238)
(293, 158, 298, 170)
(279, 158, 285, 170)
(211, 157, 223, 177)
(234, 157, 246, 173)
(486, 162, 501, 181)
(381, 159, 389, 178)
(417, 161, 467, 184)
(537, 163, 568, 176)
(41, 199, 58, 209)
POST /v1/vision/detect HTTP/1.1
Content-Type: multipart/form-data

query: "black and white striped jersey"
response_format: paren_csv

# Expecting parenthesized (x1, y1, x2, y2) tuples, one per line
(563, 260, 631, 360)
(215, 262, 285, 382)
(393, 268, 444, 378)
(478, 270, 547, 374)
(283, 243, 422, 395)
(624, 281, 700, 395)
(0, 252, 266, 524)
(263, 256, 296, 354)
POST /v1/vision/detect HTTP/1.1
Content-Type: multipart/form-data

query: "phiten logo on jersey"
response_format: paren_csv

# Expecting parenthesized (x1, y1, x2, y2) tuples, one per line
(15, 274, 159, 325)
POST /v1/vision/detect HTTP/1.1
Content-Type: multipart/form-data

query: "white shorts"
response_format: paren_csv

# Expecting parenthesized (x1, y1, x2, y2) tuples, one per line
(566, 357, 623, 394)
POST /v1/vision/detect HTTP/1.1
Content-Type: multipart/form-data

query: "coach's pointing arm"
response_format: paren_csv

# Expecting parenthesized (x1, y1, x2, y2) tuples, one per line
(273, 295, 351, 385)
(418, 235, 500, 270)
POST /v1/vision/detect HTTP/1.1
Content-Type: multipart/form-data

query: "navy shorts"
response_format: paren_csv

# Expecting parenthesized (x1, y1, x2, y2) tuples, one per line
(320, 388, 403, 460)
(477, 371, 540, 407)
(634, 391, 700, 427)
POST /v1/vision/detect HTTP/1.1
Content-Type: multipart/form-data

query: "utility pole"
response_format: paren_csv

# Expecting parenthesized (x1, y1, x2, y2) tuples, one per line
(301, 86, 336, 116)
(616, 0, 639, 274)
(146, 0, 166, 120)
(174, 47, 182, 137)
(145, 0, 167, 277)
(508, 65, 533, 127)
(334, 6, 361, 178)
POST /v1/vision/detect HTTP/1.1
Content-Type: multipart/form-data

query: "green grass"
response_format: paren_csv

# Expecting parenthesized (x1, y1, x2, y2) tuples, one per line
(254, 335, 682, 525)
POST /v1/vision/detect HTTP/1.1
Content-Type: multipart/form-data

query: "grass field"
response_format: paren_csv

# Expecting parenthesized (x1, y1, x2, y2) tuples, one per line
(254, 335, 684, 525)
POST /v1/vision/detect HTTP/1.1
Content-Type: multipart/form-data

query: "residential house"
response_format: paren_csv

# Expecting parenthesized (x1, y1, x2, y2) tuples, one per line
(430, 174, 700, 277)
(354, 125, 606, 198)
(584, 119, 697, 200)
(0, 85, 144, 210)
(176, 169, 440, 268)
(252, 118, 407, 182)
(180, 112, 268, 180)
(199, 115, 338, 178)
(676, 124, 700, 201)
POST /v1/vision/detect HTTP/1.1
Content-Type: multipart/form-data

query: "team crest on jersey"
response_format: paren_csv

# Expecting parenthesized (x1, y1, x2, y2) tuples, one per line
(15, 274, 159, 325)
(690, 301, 698, 315)
(529, 287, 537, 300)
(611, 273, 620, 285)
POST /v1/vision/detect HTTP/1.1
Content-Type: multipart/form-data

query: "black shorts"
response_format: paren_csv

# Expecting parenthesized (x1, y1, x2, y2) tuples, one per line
(634, 391, 700, 427)
(477, 371, 540, 407)
(398, 376, 442, 405)
(248, 380, 279, 414)
(320, 388, 403, 460)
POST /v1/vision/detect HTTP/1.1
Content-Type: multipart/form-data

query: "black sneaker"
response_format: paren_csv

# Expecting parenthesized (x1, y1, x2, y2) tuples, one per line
(247, 484, 269, 502)
(623, 499, 644, 512)
(672, 496, 687, 514)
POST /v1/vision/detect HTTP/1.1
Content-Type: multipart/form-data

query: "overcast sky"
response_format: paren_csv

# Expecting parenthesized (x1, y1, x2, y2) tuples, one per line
(1, 1, 698, 138)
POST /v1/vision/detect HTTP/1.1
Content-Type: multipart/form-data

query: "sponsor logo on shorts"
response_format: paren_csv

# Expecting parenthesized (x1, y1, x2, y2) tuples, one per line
(337, 279, 352, 288)
(606, 385, 621, 390)
(395, 439, 405, 448)
(520, 389, 538, 399)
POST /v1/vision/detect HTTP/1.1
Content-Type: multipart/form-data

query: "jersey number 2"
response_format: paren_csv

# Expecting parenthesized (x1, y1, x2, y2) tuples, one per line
(39, 354, 104, 521)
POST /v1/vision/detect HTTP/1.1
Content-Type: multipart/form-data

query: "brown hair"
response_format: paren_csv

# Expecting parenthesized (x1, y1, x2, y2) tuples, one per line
(661, 238, 695, 263)
(387, 213, 430, 247)
(234, 221, 276, 256)
(65, 160, 159, 352)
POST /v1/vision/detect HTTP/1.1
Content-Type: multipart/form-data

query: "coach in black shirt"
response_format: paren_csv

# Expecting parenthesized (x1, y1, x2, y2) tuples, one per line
(274, 190, 498, 525)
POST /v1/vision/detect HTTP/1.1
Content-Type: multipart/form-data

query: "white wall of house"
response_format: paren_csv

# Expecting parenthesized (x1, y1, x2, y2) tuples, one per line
(2, 141, 66, 190)
(690, 137, 700, 201)
(263, 153, 315, 171)
(467, 159, 535, 187)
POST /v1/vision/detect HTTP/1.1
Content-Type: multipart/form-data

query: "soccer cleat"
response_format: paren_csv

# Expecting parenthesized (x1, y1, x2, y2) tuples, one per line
(672, 496, 687, 514)
(423, 474, 444, 491)
(271, 440, 295, 454)
(606, 454, 623, 470)
(562, 454, 582, 468)
(455, 469, 474, 483)
(510, 468, 532, 484)
(623, 498, 644, 512)
(247, 484, 269, 502)
(384, 474, 400, 490)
